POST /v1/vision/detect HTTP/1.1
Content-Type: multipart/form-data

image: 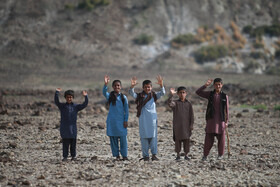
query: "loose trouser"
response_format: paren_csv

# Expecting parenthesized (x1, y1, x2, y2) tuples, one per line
(175, 139, 190, 155)
(62, 138, 76, 158)
(203, 132, 225, 157)
(140, 137, 157, 157)
(109, 136, 127, 157)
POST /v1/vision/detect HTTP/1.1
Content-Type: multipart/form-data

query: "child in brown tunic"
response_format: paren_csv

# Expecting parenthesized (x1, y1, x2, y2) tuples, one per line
(196, 78, 229, 161)
(168, 86, 194, 160)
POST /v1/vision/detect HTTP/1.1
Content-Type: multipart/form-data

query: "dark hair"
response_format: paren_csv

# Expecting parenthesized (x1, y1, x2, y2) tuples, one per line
(214, 78, 223, 84)
(109, 80, 123, 106)
(142, 80, 152, 88)
(177, 86, 187, 92)
(64, 90, 74, 98)
(112, 80, 122, 87)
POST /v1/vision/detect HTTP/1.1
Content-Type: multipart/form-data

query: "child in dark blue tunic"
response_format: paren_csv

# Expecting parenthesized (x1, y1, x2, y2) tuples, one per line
(54, 88, 88, 161)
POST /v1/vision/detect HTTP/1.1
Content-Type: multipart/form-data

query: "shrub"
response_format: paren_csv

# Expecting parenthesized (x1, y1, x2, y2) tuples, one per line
(242, 25, 253, 34)
(264, 23, 280, 37)
(194, 45, 228, 64)
(171, 34, 198, 46)
(244, 24, 280, 38)
(133, 34, 154, 45)
(275, 49, 280, 59)
(243, 60, 261, 72)
(266, 66, 280, 75)
(274, 105, 280, 111)
(250, 51, 264, 59)
(77, 0, 109, 10)
(65, 3, 75, 10)
(253, 41, 264, 48)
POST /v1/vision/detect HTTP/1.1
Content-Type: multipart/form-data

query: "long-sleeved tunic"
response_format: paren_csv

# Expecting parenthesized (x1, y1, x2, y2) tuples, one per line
(129, 87, 165, 138)
(168, 95, 194, 140)
(103, 85, 129, 137)
(54, 91, 88, 138)
(196, 85, 229, 134)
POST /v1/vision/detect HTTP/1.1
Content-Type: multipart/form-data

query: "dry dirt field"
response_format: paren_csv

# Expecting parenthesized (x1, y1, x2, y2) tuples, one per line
(0, 70, 280, 186)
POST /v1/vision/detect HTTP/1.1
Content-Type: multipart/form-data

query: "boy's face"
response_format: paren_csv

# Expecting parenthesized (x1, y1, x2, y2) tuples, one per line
(143, 84, 152, 94)
(113, 82, 121, 94)
(177, 90, 187, 101)
(65, 95, 73, 104)
(214, 81, 223, 93)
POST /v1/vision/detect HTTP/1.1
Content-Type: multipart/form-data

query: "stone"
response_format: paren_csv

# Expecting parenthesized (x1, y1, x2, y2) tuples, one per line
(8, 142, 17, 148)
(97, 123, 105, 129)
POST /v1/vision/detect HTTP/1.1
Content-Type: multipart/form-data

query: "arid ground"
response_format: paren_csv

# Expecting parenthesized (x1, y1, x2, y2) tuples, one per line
(1, 70, 280, 186)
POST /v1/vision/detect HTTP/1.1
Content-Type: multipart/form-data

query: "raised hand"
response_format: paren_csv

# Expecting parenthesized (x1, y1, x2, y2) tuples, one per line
(104, 75, 110, 85)
(82, 90, 87, 96)
(56, 88, 62, 92)
(131, 76, 138, 88)
(170, 88, 176, 95)
(205, 79, 213, 87)
(155, 74, 163, 87)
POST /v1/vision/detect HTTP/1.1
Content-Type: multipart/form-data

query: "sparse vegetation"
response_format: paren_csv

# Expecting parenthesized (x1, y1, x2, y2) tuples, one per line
(250, 51, 264, 59)
(266, 66, 280, 75)
(230, 21, 246, 47)
(274, 105, 280, 111)
(194, 45, 228, 64)
(64, 3, 75, 10)
(275, 49, 280, 59)
(77, 0, 110, 11)
(243, 24, 280, 38)
(244, 60, 261, 72)
(133, 33, 154, 45)
(241, 104, 267, 110)
(171, 34, 201, 48)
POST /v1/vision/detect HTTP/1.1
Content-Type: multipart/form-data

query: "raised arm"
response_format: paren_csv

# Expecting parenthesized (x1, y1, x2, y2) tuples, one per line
(155, 74, 165, 99)
(129, 76, 138, 99)
(54, 88, 63, 109)
(168, 88, 176, 108)
(103, 75, 110, 100)
(195, 79, 212, 99)
(77, 90, 88, 111)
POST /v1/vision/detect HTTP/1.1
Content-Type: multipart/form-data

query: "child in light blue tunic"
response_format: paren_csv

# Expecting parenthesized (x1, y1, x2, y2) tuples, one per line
(103, 75, 129, 161)
(129, 75, 165, 161)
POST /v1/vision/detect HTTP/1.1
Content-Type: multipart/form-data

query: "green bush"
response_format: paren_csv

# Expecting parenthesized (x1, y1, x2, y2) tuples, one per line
(242, 25, 253, 34)
(133, 34, 154, 45)
(65, 3, 75, 10)
(274, 105, 280, 111)
(243, 24, 280, 38)
(253, 41, 264, 49)
(171, 34, 200, 46)
(194, 45, 228, 64)
(264, 23, 280, 36)
(77, 0, 109, 10)
(266, 66, 280, 75)
(275, 49, 280, 59)
(244, 60, 261, 72)
(250, 51, 264, 59)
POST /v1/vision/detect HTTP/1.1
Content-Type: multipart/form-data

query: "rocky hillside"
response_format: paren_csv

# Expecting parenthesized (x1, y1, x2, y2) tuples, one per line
(0, 0, 280, 88)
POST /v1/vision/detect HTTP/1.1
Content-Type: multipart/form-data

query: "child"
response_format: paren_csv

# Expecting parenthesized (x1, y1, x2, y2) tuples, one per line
(168, 86, 194, 161)
(129, 75, 165, 161)
(195, 78, 229, 161)
(54, 88, 88, 161)
(103, 75, 129, 161)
